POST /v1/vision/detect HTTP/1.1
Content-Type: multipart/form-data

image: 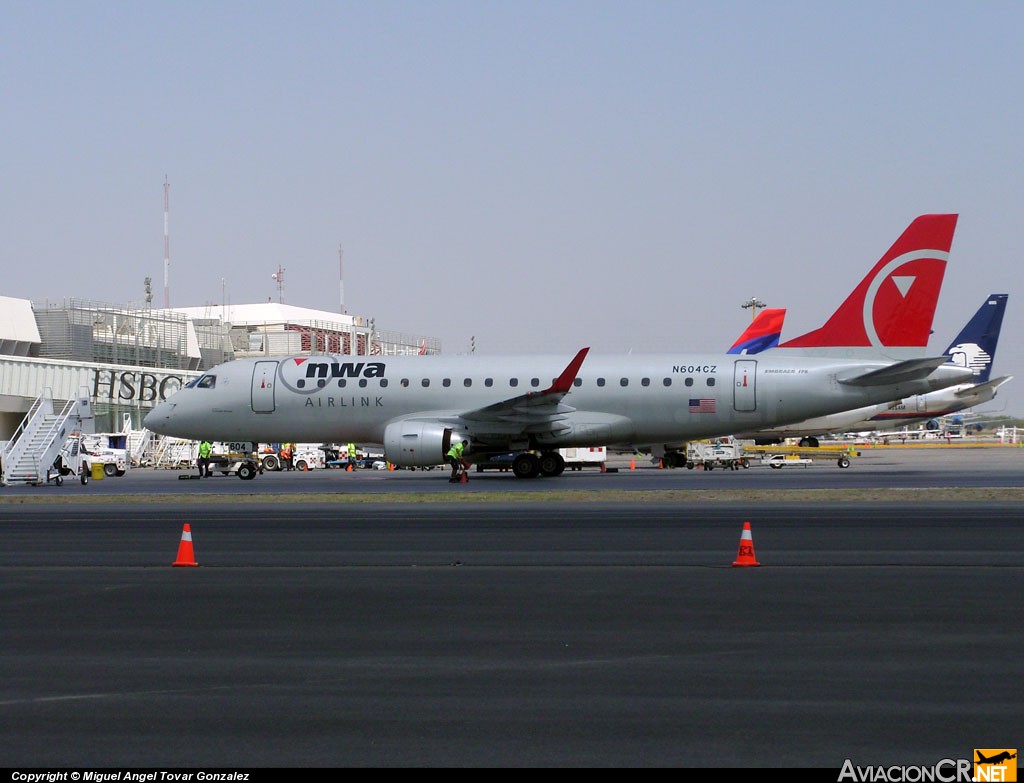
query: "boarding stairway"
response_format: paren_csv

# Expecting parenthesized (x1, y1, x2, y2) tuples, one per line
(0, 387, 94, 486)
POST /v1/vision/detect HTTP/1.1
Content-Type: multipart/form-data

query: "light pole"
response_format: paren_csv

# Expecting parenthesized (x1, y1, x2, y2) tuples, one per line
(741, 297, 766, 321)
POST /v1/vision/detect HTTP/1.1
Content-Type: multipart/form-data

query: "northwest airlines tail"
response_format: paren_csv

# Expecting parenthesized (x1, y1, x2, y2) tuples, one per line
(779, 214, 958, 355)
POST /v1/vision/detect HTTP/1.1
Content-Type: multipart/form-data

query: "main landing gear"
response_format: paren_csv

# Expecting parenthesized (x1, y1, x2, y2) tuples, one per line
(511, 451, 565, 479)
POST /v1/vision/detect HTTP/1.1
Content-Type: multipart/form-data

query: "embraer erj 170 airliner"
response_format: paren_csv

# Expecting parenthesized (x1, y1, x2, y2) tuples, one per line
(145, 214, 973, 478)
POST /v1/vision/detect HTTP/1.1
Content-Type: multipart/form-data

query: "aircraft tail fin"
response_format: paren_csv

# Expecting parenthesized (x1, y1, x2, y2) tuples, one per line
(779, 214, 958, 355)
(943, 294, 1007, 383)
(727, 308, 786, 354)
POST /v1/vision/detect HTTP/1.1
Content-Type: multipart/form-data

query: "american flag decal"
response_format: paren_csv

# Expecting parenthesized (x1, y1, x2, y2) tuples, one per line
(689, 398, 716, 413)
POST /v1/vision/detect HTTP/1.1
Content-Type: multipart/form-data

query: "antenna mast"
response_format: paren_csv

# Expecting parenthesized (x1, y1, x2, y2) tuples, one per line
(163, 176, 170, 308)
(338, 243, 346, 314)
(272, 265, 285, 303)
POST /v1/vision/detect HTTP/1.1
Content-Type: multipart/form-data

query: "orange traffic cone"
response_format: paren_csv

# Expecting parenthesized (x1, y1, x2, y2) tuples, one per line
(600, 462, 606, 473)
(629, 458, 636, 470)
(172, 523, 198, 567)
(732, 522, 760, 567)
(459, 470, 469, 484)
(346, 463, 353, 472)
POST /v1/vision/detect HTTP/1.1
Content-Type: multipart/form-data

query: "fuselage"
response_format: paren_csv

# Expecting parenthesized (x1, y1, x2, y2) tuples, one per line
(144, 351, 973, 460)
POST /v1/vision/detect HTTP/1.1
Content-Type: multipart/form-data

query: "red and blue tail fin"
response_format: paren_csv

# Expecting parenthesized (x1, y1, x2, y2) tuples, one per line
(779, 214, 958, 354)
(727, 308, 786, 354)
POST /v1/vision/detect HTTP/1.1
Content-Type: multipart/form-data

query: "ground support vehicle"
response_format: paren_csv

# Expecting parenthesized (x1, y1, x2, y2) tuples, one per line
(258, 443, 325, 472)
(559, 446, 607, 471)
(56, 436, 128, 484)
(743, 444, 855, 469)
(683, 439, 749, 471)
(761, 454, 815, 469)
(202, 443, 263, 480)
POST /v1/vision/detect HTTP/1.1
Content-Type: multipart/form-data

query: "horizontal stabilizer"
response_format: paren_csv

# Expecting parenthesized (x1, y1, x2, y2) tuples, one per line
(838, 356, 950, 387)
(955, 375, 1013, 399)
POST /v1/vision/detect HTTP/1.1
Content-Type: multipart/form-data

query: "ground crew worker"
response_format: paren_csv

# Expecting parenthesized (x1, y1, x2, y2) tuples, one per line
(447, 439, 469, 483)
(347, 442, 358, 469)
(197, 440, 213, 478)
(280, 443, 293, 471)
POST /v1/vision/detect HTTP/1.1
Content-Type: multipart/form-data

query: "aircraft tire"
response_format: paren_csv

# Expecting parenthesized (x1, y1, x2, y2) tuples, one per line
(511, 453, 541, 479)
(538, 451, 565, 477)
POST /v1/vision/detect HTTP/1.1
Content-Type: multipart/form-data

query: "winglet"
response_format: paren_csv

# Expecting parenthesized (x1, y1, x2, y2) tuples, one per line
(543, 347, 590, 394)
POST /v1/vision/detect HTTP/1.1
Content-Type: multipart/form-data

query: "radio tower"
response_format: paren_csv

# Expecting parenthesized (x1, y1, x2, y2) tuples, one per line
(163, 176, 171, 308)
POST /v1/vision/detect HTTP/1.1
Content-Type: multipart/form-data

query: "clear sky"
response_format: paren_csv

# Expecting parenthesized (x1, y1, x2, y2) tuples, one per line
(3, 2, 1022, 416)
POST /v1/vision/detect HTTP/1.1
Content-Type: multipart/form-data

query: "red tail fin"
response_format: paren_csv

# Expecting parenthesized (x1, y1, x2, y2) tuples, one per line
(780, 214, 958, 349)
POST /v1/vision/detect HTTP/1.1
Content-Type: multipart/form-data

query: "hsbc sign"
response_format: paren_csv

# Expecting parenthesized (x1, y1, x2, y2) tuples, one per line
(90, 368, 190, 404)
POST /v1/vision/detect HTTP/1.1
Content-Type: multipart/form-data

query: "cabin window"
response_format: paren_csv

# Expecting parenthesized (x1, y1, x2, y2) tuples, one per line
(196, 375, 216, 389)
(706, 377, 716, 387)
(463, 378, 472, 387)
(663, 378, 672, 386)
(684, 378, 694, 387)
(531, 378, 540, 387)
(620, 378, 629, 387)
(573, 378, 582, 387)
(596, 378, 606, 387)
(400, 378, 409, 387)
(336, 379, 347, 388)
(509, 378, 519, 388)
(442, 378, 451, 388)
(641, 378, 650, 387)
(485, 378, 493, 387)
(421, 379, 430, 387)
(358, 379, 368, 388)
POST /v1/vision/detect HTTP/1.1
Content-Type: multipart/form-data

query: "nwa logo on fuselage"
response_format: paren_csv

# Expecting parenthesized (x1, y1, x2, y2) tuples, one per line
(278, 357, 386, 394)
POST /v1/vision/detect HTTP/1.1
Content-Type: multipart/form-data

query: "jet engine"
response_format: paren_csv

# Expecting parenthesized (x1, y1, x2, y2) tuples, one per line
(383, 421, 467, 468)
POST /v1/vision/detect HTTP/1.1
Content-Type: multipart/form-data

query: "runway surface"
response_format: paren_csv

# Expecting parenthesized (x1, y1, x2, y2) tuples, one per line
(1, 446, 1021, 768)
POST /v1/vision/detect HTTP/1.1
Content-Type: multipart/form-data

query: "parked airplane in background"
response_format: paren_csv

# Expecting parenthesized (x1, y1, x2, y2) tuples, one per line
(145, 214, 973, 478)
(737, 293, 1010, 446)
(727, 308, 786, 354)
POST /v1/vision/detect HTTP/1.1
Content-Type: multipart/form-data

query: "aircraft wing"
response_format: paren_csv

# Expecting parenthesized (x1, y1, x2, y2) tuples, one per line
(455, 347, 590, 439)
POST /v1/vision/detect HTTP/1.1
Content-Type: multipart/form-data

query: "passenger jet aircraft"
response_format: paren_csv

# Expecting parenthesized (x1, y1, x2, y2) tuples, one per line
(145, 214, 973, 478)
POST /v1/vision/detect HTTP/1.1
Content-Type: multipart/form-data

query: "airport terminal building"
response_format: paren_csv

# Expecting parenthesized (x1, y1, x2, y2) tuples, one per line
(0, 294, 440, 441)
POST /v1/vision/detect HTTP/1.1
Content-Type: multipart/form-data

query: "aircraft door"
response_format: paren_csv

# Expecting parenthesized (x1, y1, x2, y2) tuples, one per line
(252, 361, 278, 413)
(733, 360, 756, 412)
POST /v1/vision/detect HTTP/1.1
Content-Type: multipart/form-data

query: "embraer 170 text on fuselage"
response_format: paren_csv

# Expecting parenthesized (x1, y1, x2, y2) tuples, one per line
(145, 214, 973, 478)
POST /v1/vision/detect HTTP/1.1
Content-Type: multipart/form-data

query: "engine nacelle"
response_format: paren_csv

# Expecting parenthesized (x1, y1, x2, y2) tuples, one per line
(383, 421, 466, 468)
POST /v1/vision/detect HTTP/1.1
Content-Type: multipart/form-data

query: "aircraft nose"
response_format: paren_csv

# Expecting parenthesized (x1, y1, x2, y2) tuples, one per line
(143, 402, 173, 434)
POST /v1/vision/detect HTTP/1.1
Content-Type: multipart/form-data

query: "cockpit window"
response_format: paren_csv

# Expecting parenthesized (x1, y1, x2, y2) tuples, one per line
(196, 375, 216, 389)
